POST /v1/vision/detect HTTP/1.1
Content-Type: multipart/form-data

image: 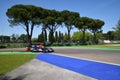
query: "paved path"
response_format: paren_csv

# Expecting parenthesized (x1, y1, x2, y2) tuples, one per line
(1, 59, 95, 80)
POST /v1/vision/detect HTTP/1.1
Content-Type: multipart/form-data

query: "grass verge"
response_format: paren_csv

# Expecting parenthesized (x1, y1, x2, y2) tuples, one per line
(52, 44, 120, 50)
(0, 53, 36, 76)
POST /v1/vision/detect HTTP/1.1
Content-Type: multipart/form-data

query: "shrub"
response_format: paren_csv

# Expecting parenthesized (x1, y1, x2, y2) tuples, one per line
(0, 46, 6, 49)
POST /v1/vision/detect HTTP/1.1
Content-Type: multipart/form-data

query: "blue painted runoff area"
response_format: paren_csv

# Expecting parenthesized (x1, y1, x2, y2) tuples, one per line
(36, 53, 120, 80)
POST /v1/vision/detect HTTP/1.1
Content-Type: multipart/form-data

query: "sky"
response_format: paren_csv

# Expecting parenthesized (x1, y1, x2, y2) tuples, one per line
(0, 0, 120, 38)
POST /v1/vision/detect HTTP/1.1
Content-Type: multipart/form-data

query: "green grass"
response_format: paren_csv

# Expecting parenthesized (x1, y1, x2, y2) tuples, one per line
(0, 54, 36, 76)
(0, 52, 38, 55)
(77, 44, 120, 48)
(53, 44, 120, 50)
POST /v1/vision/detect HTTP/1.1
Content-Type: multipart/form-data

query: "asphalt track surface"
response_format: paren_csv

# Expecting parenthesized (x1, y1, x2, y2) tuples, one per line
(0, 48, 120, 80)
(0, 48, 120, 65)
(54, 48, 120, 65)
(0, 48, 25, 52)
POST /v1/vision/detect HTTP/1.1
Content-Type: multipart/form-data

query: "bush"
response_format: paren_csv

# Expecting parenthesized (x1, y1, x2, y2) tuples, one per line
(0, 46, 6, 48)
(58, 43, 64, 46)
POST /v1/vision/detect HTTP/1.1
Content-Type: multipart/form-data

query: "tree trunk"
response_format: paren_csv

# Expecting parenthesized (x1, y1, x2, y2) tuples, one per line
(49, 31, 54, 45)
(25, 22, 33, 46)
(82, 28, 86, 45)
(28, 35, 32, 46)
(93, 32, 97, 44)
(67, 26, 71, 45)
(30, 23, 34, 39)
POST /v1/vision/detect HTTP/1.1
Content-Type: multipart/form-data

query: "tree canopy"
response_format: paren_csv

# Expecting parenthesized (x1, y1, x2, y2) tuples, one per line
(89, 19, 104, 43)
(6, 4, 43, 45)
(113, 19, 120, 40)
(6, 4, 105, 45)
(75, 17, 94, 44)
(61, 10, 80, 44)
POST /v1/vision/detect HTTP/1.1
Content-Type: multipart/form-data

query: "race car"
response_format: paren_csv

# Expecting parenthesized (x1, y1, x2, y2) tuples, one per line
(26, 44, 54, 52)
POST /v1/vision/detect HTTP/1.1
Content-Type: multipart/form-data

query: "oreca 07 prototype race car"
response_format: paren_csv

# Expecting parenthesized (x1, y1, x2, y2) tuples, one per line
(26, 44, 54, 52)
